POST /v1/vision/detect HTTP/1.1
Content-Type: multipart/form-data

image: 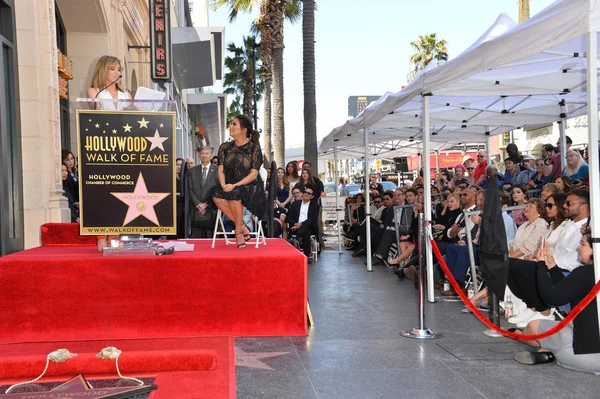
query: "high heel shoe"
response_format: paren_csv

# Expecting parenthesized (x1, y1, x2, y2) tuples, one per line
(241, 226, 251, 241)
(235, 231, 246, 248)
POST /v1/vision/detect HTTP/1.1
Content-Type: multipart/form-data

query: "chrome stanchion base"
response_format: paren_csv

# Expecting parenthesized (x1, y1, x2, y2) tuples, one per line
(400, 328, 444, 340)
(482, 329, 504, 338)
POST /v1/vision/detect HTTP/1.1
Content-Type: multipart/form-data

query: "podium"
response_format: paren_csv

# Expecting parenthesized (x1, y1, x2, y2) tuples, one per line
(75, 98, 178, 236)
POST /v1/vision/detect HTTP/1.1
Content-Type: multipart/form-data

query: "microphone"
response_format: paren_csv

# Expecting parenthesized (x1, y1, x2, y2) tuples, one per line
(95, 75, 122, 99)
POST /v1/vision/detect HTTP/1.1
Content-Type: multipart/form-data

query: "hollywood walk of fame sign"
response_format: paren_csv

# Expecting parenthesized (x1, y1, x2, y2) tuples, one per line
(76, 110, 176, 235)
(0, 374, 156, 399)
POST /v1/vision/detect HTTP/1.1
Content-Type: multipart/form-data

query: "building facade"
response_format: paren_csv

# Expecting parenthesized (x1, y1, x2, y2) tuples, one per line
(0, 0, 225, 255)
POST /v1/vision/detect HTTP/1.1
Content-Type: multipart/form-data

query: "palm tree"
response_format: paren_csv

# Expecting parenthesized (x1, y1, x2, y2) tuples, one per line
(222, 36, 262, 119)
(213, 0, 301, 168)
(409, 33, 448, 73)
(226, 95, 243, 125)
(302, 0, 317, 174)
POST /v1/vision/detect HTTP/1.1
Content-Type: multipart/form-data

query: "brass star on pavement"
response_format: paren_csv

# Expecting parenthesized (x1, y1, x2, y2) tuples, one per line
(138, 117, 149, 128)
(123, 123, 132, 133)
(0, 374, 156, 399)
(235, 347, 291, 370)
(145, 129, 169, 152)
(111, 172, 170, 226)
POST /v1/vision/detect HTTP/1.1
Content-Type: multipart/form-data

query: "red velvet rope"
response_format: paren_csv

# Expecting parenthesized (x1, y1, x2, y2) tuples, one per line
(430, 238, 600, 341)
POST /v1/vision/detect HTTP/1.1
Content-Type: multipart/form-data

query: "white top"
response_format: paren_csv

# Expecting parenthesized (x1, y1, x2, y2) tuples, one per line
(96, 89, 130, 110)
(546, 219, 585, 272)
(509, 217, 548, 257)
(299, 201, 310, 223)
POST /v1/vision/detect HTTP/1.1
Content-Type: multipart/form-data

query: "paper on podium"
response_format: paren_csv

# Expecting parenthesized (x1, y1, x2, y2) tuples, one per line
(135, 86, 167, 111)
(161, 241, 195, 251)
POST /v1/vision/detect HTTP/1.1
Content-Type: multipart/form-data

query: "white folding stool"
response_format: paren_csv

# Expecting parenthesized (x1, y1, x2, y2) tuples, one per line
(211, 209, 266, 248)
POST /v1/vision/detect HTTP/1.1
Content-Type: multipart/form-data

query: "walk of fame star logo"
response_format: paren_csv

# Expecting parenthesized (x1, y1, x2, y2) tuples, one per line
(145, 129, 168, 152)
(0, 375, 156, 399)
(235, 347, 291, 370)
(110, 173, 170, 226)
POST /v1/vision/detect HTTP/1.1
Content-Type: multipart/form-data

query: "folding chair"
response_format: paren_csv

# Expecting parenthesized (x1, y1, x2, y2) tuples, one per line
(211, 209, 266, 248)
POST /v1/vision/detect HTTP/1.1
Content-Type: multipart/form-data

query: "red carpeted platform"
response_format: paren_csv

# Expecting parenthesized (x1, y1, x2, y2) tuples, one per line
(0, 337, 235, 399)
(0, 238, 307, 343)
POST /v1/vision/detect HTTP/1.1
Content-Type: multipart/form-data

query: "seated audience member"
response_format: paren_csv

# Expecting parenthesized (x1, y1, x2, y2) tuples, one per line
(519, 226, 600, 374)
(543, 143, 562, 179)
(531, 158, 551, 190)
(553, 175, 573, 194)
(452, 164, 467, 187)
(287, 187, 320, 263)
(506, 190, 590, 328)
(562, 150, 589, 186)
(439, 191, 485, 296)
(432, 193, 462, 243)
(510, 186, 528, 227)
(211, 156, 219, 166)
(351, 191, 393, 256)
(473, 150, 488, 187)
(388, 194, 425, 268)
(443, 188, 477, 248)
(508, 198, 547, 259)
(504, 157, 528, 188)
(350, 193, 366, 226)
(502, 181, 513, 195)
(302, 162, 324, 199)
(295, 168, 316, 194)
(522, 154, 537, 180)
(368, 189, 414, 265)
(367, 175, 384, 196)
(541, 193, 581, 271)
(342, 195, 354, 235)
(540, 183, 559, 201)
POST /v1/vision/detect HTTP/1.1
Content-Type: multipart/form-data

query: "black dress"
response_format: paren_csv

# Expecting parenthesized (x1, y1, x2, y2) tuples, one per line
(213, 140, 266, 218)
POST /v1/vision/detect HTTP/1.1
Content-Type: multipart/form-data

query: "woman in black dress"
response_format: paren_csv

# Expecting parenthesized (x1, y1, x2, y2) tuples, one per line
(213, 115, 265, 248)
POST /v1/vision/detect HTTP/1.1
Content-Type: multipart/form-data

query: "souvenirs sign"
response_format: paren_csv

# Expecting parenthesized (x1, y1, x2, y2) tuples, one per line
(76, 110, 176, 235)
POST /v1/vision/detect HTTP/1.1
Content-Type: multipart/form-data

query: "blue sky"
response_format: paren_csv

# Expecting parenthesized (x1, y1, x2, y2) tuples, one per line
(208, 0, 555, 148)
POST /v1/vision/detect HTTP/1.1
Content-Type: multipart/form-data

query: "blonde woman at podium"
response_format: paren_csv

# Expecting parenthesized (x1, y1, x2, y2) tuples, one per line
(86, 55, 132, 110)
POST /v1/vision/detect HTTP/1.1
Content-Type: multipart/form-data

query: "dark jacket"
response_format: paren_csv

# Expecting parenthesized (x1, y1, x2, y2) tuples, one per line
(188, 163, 218, 208)
(287, 199, 320, 228)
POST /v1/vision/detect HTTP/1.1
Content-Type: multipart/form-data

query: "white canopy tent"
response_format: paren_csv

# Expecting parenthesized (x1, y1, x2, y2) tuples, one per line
(321, 0, 600, 324)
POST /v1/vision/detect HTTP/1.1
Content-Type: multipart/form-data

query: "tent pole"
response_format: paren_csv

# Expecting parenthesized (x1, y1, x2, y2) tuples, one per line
(435, 150, 440, 174)
(334, 147, 342, 254)
(364, 127, 372, 272)
(559, 100, 567, 171)
(586, 30, 600, 337)
(423, 95, 435, 303)
(485, 129, 491, 157)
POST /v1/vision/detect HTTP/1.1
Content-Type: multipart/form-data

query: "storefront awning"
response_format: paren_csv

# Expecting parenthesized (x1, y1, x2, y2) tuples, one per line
(172, 26, 225, 89)
(187, 93, 227, 148)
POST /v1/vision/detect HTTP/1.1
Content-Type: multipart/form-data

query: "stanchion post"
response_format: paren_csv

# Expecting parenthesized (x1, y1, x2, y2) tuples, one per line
(334, 147, 342, 254)
(400, 213, 443, 340)
(483, 291, 503, 338)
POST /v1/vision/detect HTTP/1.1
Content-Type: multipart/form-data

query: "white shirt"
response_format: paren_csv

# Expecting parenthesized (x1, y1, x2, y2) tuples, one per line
(299, 200, 310, 223)
(502, 211, 517, 242)
(96, 89, 130, 110)
(547, 219, 585, 272)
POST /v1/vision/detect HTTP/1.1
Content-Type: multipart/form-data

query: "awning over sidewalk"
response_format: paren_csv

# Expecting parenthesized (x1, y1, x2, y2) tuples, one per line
(172, 26, 225, 89)
(187, 93, 227, 148)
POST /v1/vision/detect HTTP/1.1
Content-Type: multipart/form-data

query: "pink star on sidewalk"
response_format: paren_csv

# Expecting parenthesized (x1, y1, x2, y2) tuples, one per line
(235, 347, 291, 370)
(111, 172, 170, 226)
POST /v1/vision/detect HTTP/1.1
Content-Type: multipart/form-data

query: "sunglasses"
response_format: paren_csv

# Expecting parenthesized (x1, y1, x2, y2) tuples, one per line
(374, 200, 382, 203)
(461, 193, 469, 197)
(477, 155, 485, 158)
(467, 167, 475, 170)
(566, 200, 580, 206)
(304, 191, 314, 195)
(545, 202, 555, 208)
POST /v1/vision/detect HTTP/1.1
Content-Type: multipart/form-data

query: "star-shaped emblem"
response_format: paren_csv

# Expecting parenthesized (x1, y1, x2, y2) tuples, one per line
(159, 123, 164, 128)
(138, 117, 149, 128)
(112, 129, 117, 134)
(0, 374, 156, 399)
(235, 347, 290, 370)
(95, 123, 100, 128)
(111, 173, 170, 226)
(145, 129, 168, 152)
(123, 123, 132, 133)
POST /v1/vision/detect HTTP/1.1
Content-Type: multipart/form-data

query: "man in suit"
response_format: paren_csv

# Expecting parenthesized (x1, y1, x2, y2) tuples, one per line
(287, 186, 320, 263)
(188, 146, 218, 238)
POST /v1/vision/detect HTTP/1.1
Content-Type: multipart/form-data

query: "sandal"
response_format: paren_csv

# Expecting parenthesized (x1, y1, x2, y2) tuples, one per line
(241, 226, 251, 241)
(235, 231, 246, 248)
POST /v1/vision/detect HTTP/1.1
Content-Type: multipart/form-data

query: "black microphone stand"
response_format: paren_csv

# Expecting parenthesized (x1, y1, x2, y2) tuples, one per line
(93, 75, 122, 109)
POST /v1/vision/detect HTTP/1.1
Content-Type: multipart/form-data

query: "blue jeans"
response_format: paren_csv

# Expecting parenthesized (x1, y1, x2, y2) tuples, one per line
(445, 244, 479, 285)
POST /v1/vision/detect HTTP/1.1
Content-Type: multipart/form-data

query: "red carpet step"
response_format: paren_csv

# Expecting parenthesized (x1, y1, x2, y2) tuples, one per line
(0, 337, 235, 399)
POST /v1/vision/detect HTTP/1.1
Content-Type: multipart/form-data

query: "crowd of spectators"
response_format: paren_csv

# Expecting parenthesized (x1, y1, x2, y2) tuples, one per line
(339, 139, 598, 374)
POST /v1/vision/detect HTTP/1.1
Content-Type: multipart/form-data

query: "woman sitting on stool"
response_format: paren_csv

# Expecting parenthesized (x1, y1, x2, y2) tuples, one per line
(212, 115, 265, 248)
